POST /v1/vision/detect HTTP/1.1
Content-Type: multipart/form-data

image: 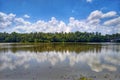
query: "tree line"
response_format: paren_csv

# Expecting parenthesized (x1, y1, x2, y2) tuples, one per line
(0, 31, 120, 42)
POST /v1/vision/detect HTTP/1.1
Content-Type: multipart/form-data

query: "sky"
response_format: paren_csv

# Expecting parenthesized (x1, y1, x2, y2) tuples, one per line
(0, 0, 120, 34)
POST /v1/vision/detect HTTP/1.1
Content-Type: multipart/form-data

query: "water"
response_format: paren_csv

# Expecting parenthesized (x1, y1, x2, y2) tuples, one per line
(0, 43, 120, 80)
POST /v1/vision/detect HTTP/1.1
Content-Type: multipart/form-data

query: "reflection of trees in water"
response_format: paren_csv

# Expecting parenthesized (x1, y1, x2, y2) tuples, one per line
(103, 44, 120, 52)
(0, 43, 102, 53)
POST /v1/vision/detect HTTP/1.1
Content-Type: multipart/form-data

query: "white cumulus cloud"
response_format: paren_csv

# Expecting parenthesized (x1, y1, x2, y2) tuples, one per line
(102, 11, 117, 18)
(87, 10, 117, 21)
(0, 12, 16, 29)
(23, 14, 30, 18)
(103, 17, 120, 26)
(0, 10, 120, 34)
(86, 0, 92, 3)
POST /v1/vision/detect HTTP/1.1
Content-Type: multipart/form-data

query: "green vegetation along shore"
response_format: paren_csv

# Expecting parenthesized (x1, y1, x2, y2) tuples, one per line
(0, 31, 120, 43)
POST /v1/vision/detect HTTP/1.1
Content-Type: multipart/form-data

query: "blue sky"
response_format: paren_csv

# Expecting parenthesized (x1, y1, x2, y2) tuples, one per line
(0, 0, 120, 34)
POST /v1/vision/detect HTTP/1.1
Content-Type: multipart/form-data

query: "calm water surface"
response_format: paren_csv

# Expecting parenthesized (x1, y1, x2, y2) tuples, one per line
(0, 43, 120, 80)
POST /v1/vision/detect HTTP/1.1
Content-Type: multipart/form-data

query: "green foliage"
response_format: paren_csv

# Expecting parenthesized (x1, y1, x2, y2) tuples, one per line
(0, 31, 120, 42)
(78, 77, 93, 80)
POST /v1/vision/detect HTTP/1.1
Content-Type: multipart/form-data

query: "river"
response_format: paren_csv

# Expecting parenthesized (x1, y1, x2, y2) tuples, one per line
(0, 43, 120, 80)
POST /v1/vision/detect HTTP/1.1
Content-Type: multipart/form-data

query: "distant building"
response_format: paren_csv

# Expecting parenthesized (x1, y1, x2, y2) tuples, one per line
(110, 38, 120, 42)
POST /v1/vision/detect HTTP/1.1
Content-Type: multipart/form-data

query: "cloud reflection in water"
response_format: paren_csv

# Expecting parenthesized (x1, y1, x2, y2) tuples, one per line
(0, 49, 120, 72)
